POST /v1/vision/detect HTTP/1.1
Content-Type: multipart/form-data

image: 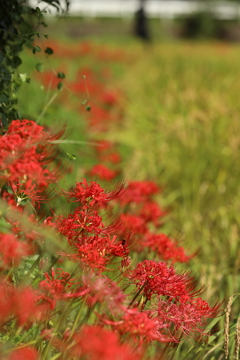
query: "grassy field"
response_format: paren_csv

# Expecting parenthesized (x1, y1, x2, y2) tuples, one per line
(17, 17, 240, 358)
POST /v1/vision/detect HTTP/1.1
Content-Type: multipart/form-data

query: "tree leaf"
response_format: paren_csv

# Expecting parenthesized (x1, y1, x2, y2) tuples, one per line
(45, 47, 54, 55)
(19, 73, 31, 83)
(12, 56, 22, 68)
(32, 46, 42, 54)
(0, 112, 7, 127)
(0, 65, 12, 81)
(36, 63, 44, 72)
(0, 94, 9, 104)
(57, 72, 65, 79)
(57, 82, 63, 90)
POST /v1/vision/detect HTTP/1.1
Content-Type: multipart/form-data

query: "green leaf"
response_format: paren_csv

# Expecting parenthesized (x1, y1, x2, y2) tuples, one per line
(66, 152, 77, 160)
(45, 47, 54, 55)
(32, 46, 42, 54)
(0, 94, 9, 104)
(0, 217, 11, 233)
(36, 63, 44, 72)
(57, 82, 63, 90)
(0, 52, 3, 64)
(0, 113, 7, 127)
(44, 34, 49, 39)
(0, 65, 11, 81)
(81, 99, 87, 105)
(12, 56, 22, 68)
(19, 73, 31, 83)
(86, 105, 91, 112)
(57, 72, 65, 79)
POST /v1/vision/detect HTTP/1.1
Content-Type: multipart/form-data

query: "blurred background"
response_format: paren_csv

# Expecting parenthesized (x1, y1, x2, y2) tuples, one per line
(28, 0, 240, 41)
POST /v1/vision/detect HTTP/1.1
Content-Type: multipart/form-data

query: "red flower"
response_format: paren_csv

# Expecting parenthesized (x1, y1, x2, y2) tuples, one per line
(0, 280, 40, 327)
(103, 307, 175, 344)
(155, 297, 222, 338)
(89, 164, 118, 181)
(71, 325, 140, 360)
(63, 233, 129, 271)
(118, 181, 160, 206)
(139, 200, 166, 226)
(39, 268, 74, 310)
(64, 178, 124, 209)
(120, 213, 148, 236)
(7, 347, 38, 360)
(143, 233, 193, 263)
(0, 233, 29, 269)
(127, 260, 202, 301)
(0, 119, 66, 205)
(77, 272, 126, 310)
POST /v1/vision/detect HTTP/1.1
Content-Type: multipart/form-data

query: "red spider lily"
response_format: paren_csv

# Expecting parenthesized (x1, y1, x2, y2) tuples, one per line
(143, 233, 193, 264)
(5, 347, 39, 360)
(120, 213, 148, 236)
(0, 233, 30, 269)
(55, 207, 123, 243)
(154, 297, 222, 339)
(127, 260, 204, 301)
(102, 307, 176, 345)
(63, 178, 124, 208)
(86, 104, 112, 130)
(95, 140, 113, 153)
(74, 272, 126, 310)
(70, 325, 141, 360)
(0, 281, 41, 327)
(139, 200, 166, 227)
(89, 164, 119, 181)
(102, 152, 122, 164)
(94, 140, 121, 164)
(101, 90, 119, 107)
(117, 180, 160, 206)
(62, 233, 129, 271)
(0, 120, 66, 205)
(39, 268, 75, 310)
(57, 208, 106, 240)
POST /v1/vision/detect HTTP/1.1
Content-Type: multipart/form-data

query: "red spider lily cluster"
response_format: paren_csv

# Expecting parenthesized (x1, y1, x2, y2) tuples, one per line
(0, 41, 221, 360)
(0, 120, 221, 359)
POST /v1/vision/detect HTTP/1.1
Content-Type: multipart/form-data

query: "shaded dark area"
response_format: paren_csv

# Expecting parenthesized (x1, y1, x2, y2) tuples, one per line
(134, 0, 151, 42)
(177, 11, 240, 41)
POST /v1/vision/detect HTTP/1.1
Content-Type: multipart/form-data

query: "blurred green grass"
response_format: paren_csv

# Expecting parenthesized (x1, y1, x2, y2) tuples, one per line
(111, 42, 240, 301)
(16, 18, 240, 357)
(110, 40, 240, 359)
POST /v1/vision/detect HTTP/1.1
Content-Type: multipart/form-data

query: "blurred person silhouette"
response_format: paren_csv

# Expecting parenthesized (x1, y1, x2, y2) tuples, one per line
(134, 0, 151, 43)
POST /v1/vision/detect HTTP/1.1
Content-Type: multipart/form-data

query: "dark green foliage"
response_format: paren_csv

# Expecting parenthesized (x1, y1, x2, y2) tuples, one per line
(45, 46, 54, 55)
(182, 11, 218, 39)
(0, 0, 69, 128)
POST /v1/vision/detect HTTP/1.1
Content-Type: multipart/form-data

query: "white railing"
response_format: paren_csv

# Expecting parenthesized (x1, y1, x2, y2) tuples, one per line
(29, 1, 240, 19)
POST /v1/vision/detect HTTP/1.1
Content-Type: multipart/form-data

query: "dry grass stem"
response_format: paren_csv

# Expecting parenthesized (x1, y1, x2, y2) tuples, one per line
(235, 317, 240, 360)
(224, 296, 234, 359)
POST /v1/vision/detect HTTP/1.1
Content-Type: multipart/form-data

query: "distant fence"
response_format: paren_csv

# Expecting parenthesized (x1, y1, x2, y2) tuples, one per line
(29, 1, 240, 20)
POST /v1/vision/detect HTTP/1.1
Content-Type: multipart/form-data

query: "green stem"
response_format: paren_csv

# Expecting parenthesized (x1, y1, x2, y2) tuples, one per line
(128, 283, 146, 309)
(70, 299, 85, 337)
(20, 252, 44, 285)
(36, 91, 59, 124)
(42, 298, 75, 360)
